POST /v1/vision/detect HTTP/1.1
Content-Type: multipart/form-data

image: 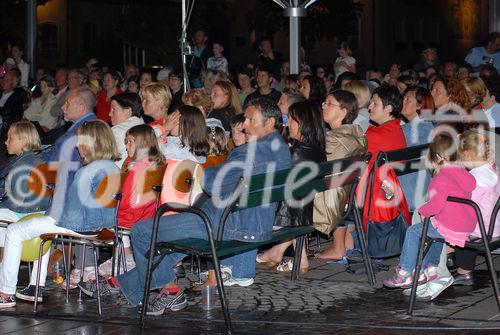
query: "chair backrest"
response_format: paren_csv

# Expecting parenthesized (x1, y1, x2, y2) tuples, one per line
(211, 154, 370, 241)
(27, 163, 58, 198)
(95, 173, 122, 209)
(160, 160, 201, 212)
(375, 144, 429, 177)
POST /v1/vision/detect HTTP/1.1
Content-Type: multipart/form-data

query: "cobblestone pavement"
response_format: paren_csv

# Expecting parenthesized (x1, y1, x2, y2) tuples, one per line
(1, 246, 500, 334)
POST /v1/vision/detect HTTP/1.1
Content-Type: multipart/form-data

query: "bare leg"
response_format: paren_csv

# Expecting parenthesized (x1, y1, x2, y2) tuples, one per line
(345, 226, 355, 250)
(315, 227, 347, 260)
(257, 240, 293, 263)
(291, 239, 309, 268)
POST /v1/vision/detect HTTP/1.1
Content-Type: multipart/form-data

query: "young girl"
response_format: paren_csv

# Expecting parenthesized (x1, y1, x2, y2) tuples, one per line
(99, 124, 166, 276)
(383, 132, 476, 293)
(207, 42, 229, 75)
(191, 118, 230, 291)
(334, 42, 356, 78)
(0, 121, 50, 253)
(0, 120, 120, 307)
(453, 130, 499, 286)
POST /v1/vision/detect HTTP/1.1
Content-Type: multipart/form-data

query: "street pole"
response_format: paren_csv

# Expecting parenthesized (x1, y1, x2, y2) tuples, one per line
(180, 0, 193, 92)
(272, 0, 320, 75)
(26, 0, 37, 79)
(283, 6, 307, 74)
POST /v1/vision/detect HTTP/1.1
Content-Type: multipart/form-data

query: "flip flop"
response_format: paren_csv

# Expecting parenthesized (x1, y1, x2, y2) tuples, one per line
(256, 253, 278, 268)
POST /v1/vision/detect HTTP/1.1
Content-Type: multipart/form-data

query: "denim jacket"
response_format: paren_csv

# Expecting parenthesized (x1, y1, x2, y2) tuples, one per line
(202, 131, 292, 242)
(56, 159, 120, 232)
(42, 112, 96, 221)
(0, 151, 51, 213)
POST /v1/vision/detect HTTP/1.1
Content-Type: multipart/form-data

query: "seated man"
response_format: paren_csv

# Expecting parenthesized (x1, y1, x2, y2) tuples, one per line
(79, 98, 293, 314)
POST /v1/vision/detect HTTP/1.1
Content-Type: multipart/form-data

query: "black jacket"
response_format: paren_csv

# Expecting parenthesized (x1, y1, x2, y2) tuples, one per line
(275, 141, 326, 227)
(0, 87, 28, 128)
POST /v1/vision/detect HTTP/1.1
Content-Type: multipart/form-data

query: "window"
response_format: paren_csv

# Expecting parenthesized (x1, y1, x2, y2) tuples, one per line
(39, 23, 58, 53)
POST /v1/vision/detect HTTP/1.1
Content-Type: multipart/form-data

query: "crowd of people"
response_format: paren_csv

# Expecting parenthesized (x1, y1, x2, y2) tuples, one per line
(0, 29, 498, 314)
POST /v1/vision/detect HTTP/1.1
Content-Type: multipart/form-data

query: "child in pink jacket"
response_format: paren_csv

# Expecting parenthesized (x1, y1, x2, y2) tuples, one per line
(452, 130, 499, 286)
(384, 132, 476, 290)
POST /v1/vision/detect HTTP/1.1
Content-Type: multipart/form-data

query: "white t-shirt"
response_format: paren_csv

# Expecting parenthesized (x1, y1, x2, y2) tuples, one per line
(470, 163, 497, 188)
(334, 56, 356, 77)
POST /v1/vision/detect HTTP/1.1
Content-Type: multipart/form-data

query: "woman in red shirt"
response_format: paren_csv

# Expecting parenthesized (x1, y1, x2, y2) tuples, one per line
(359, 86, 410, 233)
(96, 71, 123, 124)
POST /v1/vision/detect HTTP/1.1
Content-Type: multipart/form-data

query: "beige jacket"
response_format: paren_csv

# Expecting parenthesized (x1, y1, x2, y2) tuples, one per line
(313, 124, 367, 234)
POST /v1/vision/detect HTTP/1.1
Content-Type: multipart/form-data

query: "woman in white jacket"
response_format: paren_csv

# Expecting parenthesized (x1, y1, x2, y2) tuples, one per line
(24, 75, 58, 131)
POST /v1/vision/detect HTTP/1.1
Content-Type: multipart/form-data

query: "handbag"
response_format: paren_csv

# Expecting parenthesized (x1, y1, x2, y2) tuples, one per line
(365, 153, 408, 258)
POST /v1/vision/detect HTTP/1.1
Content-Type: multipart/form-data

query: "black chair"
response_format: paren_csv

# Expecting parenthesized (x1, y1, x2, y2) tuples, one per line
(408, 195, 500, 314)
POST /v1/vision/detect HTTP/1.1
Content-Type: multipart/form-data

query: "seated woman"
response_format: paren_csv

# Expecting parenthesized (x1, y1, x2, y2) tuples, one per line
(140, 83, 172, 140)
(256, 101, 326, 272)
(312, 90, 368, 260)
(0, 121, 51, 254)
(99, 124, 166, 276)
(159, 105, 209, 164)
(209, 81, 242, 131)
(0, 120, 120, 307)
(399, 86, 435, 211)
(109, 92, 145, 168)
(358, 86, 410, 254)
(23, 75, 59, 133)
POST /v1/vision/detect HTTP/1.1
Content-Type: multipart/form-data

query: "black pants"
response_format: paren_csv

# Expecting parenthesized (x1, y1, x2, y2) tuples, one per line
(454, 247, 477, 271)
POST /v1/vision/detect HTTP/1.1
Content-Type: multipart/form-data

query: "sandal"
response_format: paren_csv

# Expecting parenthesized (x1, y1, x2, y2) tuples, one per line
(256, 253, 279, 268)
(275, 260, 309, 275)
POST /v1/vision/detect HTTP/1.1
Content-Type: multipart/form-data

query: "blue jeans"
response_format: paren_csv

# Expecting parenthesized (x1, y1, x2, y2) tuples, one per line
(117, 212, 257, 306)
(400, 221, 443, 273)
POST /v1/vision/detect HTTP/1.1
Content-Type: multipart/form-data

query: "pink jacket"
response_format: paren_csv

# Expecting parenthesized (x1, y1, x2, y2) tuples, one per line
(419, 164, 476, 247)
(471, 164, 500, 238)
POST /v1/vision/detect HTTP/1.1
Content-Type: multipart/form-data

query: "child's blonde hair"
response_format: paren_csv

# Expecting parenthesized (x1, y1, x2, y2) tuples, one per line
(427, 131, 458, 175)
(10, 121, 41, 152)
(125, 124, 165, 166)
(77, 120, 120, 165)
(459, 130, 492, 163)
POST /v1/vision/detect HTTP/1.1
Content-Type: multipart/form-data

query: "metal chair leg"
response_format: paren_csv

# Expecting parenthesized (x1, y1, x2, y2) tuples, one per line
(408, 219, 431, 315)
(209, 241, 232, 334)
(352, 201, 376, 285)
(33, 239, 48, 313)
(78, 244, 87, 303)
(292, 236, 305, 281)
(65, 240, 73, 303)
(92, 245, 102, 315)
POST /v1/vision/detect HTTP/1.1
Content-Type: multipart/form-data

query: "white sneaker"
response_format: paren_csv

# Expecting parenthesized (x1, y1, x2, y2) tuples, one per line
(200, 265, 232, 281)
(223, 276, 254, 287)
(98, 256, 136, 276)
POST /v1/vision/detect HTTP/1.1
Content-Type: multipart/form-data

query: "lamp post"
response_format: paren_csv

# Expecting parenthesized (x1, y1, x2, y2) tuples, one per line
(271, 0, 320, 74)
(26, 0, 37, 79)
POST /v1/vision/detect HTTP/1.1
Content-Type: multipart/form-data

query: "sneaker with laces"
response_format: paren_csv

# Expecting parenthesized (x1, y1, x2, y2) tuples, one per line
(15, 285, 44, 302)
(144, 289, 188, 316)
(383, 266, 426, 289)
(98, 257, 136, 277)
(200, 265, 232, 281)
(223, 276, 254, 287)
(78, 276, 121, 298)
(0, 293, 16, 308)
(60, 267, 96, 290)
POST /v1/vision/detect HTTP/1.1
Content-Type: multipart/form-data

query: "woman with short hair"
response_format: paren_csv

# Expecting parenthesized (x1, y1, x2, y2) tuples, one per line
(109, 92, 145, 168)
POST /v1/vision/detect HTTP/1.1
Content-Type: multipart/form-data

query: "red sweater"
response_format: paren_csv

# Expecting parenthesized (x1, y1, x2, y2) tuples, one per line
(118, 159, 158, 229)
(358, 119, 410, 230)
(96, 88, 122, 124)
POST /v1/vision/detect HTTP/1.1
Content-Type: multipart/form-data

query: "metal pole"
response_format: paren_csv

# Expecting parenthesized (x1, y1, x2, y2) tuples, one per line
(181, 0, 191, 92)
(283, 6, 307, 74)
(142, 48, 146, 67)
(26, 0, 37, 80)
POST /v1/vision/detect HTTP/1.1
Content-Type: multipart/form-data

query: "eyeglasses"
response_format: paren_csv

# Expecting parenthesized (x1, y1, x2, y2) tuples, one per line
(322, 101, 342, 108)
